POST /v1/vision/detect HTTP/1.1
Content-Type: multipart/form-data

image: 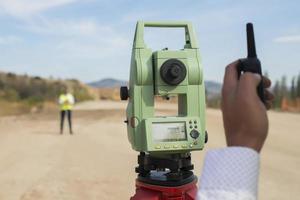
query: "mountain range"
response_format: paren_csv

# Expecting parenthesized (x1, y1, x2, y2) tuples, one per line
(87, 78, 222, 99)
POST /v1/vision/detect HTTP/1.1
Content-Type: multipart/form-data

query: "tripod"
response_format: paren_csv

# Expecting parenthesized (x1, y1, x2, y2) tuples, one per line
(131, 153, 198, 200)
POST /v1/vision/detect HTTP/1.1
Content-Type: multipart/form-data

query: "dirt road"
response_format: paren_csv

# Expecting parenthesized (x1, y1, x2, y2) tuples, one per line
(0, 101, 299, 200)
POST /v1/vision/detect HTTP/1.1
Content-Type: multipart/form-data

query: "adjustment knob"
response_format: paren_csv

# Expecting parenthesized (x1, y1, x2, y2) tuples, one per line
(205, 131, 208, 143)
(190, 129, 200, 139)
(120, 86, 129, 100)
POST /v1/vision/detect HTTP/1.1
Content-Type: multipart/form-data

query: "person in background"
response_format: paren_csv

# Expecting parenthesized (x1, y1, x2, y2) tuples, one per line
(197, 60, 274, 200)
(58, 87, 75, 134)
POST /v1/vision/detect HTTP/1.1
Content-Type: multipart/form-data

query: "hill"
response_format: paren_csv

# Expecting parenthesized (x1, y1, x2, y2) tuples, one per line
(88, 78, 222, 97)
(205, 81, 222, 100)
(88, 78, 222, 103)
(0, 72, 94, 115)
(88, 78, 128, 88)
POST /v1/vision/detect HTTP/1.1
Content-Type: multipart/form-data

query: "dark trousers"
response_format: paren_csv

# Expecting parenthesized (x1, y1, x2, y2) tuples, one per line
(60, 110, 73, 134)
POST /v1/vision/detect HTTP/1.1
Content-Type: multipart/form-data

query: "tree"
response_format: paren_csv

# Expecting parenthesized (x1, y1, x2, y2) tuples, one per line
(291, 77, 296, 100)
(0, 79, 4, 90)
(273, 80, 281, 108)
(297, 73, 300, 98)
(280, 76, 288, 98)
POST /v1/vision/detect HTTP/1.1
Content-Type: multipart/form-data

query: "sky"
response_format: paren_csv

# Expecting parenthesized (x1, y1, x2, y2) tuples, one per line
(0, 0, 299, 83)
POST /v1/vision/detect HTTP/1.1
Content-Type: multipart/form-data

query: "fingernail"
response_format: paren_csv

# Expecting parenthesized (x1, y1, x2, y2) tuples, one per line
(254, 74, 261, 80)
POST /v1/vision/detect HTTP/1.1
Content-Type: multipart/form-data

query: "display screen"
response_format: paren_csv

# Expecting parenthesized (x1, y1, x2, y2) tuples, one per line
(152, 122, 187, 142)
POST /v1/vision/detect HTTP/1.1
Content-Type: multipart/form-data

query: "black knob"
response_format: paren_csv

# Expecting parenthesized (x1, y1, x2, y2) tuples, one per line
(160, 59, 186, 86)
(120, 86, 129, 100)
(190, 129, 200, 139)
(205, 131, 208, 143)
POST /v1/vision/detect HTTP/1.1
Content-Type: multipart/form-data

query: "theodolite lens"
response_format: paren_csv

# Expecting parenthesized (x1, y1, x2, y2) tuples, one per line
(170, 65, 181, 78)
(160, 59, 186, 85)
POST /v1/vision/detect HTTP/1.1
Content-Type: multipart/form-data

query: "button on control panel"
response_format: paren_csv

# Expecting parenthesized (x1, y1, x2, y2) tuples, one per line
(189, 119, 199, 130)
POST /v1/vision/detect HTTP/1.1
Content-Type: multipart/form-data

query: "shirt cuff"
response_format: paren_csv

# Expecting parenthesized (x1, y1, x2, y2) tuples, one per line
(197, 147, 260, 200)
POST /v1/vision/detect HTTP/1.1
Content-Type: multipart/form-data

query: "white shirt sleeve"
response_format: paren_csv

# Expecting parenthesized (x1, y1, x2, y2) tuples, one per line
(197, 147, 259, 200)
(58, 95, 64, 105)
(67, 94, 75, 105)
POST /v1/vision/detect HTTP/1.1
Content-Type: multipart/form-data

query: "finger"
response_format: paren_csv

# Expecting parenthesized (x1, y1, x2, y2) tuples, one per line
(264, 89, 275, 101)
(262, 76, 272, 88)
(239, 72, 262, 92)
(222, 60, 239, 95)
(265, 100, 273, 110)
(237, 73, 262, 104)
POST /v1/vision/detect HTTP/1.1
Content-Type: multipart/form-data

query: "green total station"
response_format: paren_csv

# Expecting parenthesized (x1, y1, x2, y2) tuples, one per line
(121, 21, 207, 157)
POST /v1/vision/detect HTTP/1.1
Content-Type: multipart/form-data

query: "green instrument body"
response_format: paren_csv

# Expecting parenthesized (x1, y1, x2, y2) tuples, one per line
(126, 21, 206, 155)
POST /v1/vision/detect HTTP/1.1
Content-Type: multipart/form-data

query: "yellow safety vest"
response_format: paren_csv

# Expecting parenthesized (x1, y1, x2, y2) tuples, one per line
(59, 94, 74, 111)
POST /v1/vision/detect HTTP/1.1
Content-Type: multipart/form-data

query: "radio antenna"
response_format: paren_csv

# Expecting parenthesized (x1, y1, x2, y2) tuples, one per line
(246, 23, 257, 58)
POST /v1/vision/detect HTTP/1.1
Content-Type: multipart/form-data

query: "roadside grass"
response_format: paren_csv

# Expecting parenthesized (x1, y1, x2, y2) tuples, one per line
(0, 100, 31, 116)
(0, 100, 59, 117)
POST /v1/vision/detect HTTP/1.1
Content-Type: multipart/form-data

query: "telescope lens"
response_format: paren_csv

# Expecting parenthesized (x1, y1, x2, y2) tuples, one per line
(170, 65, 181, 78)
(160, 59, 186, 85)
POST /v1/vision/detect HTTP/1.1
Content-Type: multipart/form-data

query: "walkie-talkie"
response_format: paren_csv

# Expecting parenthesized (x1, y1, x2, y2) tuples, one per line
(238, 23, 265, 103)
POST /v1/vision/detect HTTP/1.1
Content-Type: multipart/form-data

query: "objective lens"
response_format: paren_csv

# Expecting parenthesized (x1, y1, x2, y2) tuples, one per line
(160, 59, 186, 85)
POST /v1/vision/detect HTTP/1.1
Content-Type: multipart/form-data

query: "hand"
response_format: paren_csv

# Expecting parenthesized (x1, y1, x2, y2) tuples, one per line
(221, 60, 274, 152)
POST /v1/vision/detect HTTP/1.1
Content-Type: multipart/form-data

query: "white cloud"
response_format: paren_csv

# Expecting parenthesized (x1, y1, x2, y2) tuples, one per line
(0, 0, 77, 17)
(274, 35, 300, 43)
(24, 17, 106, 36)
(122, 11, 161, 23)
(0, 35, 22, 45)
(54, 25, 130, 59)
(22, 17, 131, 59)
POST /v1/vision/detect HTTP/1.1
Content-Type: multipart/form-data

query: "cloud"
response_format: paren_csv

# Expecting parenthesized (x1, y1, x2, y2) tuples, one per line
(54, 23, 130, 60)
(0, 35, 22, 45)
(122, 11, 161, 23)
(24, 17, 105, 36)
(23, 17, 131, 59)
(55, 33, 130, 59)
(0, 0, 77, 17)
(274, 35, 300, 43)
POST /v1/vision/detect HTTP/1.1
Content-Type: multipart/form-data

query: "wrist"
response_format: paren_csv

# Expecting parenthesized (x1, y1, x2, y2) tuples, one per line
(227, 139, 263, 153)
